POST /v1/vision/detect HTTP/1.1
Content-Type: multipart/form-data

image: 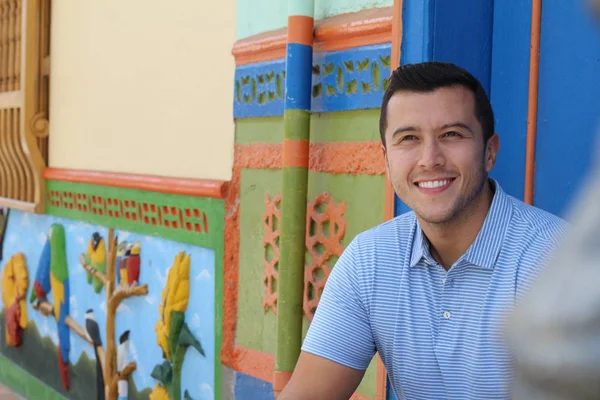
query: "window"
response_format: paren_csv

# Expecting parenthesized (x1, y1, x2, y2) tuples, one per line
(0, 0, 50, 213)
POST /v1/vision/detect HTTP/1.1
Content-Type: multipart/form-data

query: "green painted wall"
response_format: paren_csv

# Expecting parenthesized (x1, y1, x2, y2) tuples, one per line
(235, 110, 381, 145)
(236, 109, 384, 396)
(237, 168, 282, 355)
(236, 0, 393, 39)
(236, 168, 384, 397)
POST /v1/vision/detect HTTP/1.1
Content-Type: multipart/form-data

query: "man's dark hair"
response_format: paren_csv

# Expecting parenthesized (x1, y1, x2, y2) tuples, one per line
(379, 61, 495, 147)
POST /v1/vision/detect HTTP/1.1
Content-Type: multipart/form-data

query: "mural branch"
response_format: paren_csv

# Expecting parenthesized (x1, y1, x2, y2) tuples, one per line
(79, 228, 149, 400)
(33, 300, 92, 346)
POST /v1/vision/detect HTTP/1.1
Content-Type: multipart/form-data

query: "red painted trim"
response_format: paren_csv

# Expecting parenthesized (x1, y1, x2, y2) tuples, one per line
(524, 0, 541, 205)
(283, 139, 310, 169)
(232, 7, 393, 65)
(43, 168, 228, 199)
(233, 345, 275, 383)
(314, 7, 393, 53)
(288, 15, 315, 46)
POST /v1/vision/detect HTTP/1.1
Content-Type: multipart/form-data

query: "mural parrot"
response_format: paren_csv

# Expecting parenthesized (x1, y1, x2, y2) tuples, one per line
(29, 223, 71, 390)
(85, 232, 106, 293)
(116, 241, 129, 287)
(126, 241, 141, 286)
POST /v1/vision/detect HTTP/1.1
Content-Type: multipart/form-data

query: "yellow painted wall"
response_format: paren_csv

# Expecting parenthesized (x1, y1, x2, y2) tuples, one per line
(49, 1, 235, 181)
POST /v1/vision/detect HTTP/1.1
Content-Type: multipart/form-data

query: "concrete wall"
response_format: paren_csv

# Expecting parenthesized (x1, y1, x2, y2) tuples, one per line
(236, 0, 393, 39)
(48, 0, 236, 181)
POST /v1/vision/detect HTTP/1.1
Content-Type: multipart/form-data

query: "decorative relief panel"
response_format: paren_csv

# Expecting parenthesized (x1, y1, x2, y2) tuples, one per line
(233, 43, 392, 118)
(261, 192, 347, 320)
(45, 180, 224, 250)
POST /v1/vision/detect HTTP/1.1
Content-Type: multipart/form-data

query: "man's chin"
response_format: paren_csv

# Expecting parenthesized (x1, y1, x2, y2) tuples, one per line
(414, 209, 455, 225)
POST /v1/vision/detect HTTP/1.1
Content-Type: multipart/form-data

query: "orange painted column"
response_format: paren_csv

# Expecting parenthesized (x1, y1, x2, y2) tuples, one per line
(524, 0, 542, 205)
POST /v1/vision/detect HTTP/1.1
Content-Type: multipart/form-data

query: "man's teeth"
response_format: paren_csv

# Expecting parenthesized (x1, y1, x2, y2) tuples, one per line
(418, 180, 451, 189)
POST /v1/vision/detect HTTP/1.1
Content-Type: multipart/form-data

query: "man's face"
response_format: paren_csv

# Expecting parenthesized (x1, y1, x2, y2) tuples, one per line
(382, 85, 499, 225)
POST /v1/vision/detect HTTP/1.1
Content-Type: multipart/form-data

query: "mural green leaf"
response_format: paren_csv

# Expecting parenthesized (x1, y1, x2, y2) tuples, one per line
(336, 66, 344, 93)
(346, 80, 358, 95)
(343, 60, 354, 73)
(276, 74, 283, 98)
(372, 62, 381, 91)
(150, 360, 173, 386)
(357, 59, 370, 72)
(312, 83, 322, 98)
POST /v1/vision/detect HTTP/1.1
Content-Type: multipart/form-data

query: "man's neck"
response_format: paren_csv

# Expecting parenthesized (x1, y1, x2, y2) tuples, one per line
(419, 180, 494, 270)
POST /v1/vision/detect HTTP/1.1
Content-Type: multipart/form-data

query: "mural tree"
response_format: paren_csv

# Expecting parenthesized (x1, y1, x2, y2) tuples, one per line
(150, 251, 205, 400)
(79, 228, 149, 400)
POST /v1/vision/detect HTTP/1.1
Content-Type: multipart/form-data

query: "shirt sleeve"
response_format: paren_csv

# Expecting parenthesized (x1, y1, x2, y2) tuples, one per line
(301, 238, 376, 370)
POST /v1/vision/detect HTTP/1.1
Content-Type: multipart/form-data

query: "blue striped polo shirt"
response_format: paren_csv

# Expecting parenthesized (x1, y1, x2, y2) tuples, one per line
(302, 180, 567, 399)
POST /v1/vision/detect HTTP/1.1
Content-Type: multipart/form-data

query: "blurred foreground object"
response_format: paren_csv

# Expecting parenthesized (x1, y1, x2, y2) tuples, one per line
(508, 136, 600, 400)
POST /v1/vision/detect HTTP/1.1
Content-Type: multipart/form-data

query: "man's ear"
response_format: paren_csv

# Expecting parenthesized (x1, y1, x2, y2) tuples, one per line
(485, 134, 500, 173)
(381, 144, 391, 180)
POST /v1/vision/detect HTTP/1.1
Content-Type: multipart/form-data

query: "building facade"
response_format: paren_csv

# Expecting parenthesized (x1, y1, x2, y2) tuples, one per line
(0, 0, 598, 399)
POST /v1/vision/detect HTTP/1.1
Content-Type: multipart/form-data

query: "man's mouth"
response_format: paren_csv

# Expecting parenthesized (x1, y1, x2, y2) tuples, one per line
(415, 178, 456, 189)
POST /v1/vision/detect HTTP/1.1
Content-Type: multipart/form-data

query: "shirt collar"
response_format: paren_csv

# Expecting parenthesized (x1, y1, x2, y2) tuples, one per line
(409, 179, 513, 269)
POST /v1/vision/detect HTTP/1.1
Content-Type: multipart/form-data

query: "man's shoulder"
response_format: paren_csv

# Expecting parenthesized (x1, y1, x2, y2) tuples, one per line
(507, 195, 568, 239)
(351, 211, 417, 252)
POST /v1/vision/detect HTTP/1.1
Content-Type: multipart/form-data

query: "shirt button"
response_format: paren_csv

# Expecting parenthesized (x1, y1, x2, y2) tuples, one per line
(442, 278, 446, 285)
(443, 311, 452, 319)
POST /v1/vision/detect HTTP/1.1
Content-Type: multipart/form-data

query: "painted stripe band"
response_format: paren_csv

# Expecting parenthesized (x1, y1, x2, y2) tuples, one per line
(282, 139, 310, 168)
(288, 15, 314, 46)
(273, 370, 293, 392)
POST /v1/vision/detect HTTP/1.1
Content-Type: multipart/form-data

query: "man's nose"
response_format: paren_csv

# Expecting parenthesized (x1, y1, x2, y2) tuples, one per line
(418, 140, 445, 169)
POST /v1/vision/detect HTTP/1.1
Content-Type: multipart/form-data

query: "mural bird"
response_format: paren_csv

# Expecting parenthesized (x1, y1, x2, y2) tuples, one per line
(126, 241, 141, 287)
(85, 232, 106, 293)
(85, 309, 105, 400)
(29, 224, 71, 390)
(116, 241, 129, 287)
(117, 330, 131, 400)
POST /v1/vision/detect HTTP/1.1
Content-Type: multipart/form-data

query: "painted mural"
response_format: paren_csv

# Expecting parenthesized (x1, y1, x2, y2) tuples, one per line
(0, 210, 216, 400)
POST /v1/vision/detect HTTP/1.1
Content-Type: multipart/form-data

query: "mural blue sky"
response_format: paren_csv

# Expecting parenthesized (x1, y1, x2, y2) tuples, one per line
(0, 210, 216, 400)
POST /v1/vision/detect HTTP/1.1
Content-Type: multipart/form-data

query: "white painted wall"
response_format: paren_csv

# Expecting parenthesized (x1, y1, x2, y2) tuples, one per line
(49, 0, 235, 180)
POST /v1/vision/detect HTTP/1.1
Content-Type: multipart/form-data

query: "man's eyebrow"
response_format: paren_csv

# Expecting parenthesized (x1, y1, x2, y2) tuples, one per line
(441, 122, 473, 133)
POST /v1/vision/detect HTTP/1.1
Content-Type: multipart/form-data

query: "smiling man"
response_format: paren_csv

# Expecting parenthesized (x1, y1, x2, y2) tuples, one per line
(278, 62, 567, 400)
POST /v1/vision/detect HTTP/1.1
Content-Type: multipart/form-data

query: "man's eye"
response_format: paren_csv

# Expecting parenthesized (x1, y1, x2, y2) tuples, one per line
(443, 131, 462, 138)
(400, 135, 418, 141)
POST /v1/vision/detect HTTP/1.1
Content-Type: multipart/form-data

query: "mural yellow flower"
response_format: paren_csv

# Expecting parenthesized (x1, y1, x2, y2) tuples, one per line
(155, 251, 190, 360)
(1, 253, 29, 347)
(149, 384, 169, 400)
(152, 251, 204, 400)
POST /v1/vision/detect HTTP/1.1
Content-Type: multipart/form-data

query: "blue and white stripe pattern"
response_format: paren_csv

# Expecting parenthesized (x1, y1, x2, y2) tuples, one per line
(302, 180, 567, 399)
